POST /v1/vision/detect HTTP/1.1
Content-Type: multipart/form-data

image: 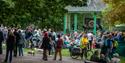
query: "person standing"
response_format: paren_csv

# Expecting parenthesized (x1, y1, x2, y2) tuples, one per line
(3, 27, 8, 42)
(87, 32, 93, 50)
(106, 34, 113, 60)
(4, 29, 16, 63)
(51, 31, 56, 54)
(80, 34, 89, 59)
(18, 30, 25, 56)
(101, 35, 108, 55)
(40, 32, 50, 61)
(13, 28, 21, 57)
(48, 30, 53, 56)
(0, 29, 4, 54)
(53, 34, 63, 61)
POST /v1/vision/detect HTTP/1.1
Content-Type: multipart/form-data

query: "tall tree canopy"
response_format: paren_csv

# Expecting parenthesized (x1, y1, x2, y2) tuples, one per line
(103, 0, 125, 25)
(0, 0, 87, 30)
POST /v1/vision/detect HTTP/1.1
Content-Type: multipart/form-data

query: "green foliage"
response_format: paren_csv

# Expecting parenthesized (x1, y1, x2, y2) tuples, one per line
(121, 57, 125, 63)
(103, 0, 125, 25)
(0, 0, 87, 30)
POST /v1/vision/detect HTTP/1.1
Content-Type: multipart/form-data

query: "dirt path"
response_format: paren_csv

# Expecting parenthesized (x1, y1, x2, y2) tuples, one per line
(0, 54, 85, 63)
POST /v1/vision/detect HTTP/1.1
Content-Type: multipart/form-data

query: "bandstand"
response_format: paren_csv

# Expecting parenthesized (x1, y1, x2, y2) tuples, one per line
(64, 0, 106, 35)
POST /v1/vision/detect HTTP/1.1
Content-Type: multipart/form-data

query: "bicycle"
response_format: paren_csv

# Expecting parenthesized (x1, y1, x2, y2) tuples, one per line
(69, 44, 94, 59)
(69, 45, 82, 59)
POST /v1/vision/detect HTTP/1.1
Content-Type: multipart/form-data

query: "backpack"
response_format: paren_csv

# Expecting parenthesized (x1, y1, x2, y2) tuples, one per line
(56, 38, 63, 48)
(113, 40, 118, 47)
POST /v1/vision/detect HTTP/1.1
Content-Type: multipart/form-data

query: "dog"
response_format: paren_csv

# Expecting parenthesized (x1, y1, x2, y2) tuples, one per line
(27, 50, 35, 56)
(27, 48, 43, 56)
(27, 48, 36, 56)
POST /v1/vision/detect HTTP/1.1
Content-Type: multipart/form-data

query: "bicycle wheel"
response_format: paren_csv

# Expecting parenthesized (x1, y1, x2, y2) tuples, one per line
(70, 52, 79, 59)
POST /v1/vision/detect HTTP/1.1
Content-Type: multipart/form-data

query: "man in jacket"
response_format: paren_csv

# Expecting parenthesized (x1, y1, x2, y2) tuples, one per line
(0, 29, 4, 54)
(40, 32, 50, 61)
(13, 28, 21, 57)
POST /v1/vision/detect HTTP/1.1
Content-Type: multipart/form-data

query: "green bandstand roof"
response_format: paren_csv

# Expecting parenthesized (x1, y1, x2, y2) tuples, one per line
(65, 0, 106, 13)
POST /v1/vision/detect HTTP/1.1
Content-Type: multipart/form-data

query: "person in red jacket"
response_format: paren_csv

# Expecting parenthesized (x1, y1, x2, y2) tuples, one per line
(53, 34, 63, 61)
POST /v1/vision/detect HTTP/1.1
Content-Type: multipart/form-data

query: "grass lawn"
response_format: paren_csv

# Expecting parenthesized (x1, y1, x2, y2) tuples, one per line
(62, 49, 70, 57)
(24, 48, 70, 56)
(121, 57, 125, 63)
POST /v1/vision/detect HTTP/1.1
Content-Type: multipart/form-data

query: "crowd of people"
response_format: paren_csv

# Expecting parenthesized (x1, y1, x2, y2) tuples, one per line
(0, 27, 26, 63)
(68, 31, 124, 63)
(0, 26, 64, 63)
(0, 25, 125, 63)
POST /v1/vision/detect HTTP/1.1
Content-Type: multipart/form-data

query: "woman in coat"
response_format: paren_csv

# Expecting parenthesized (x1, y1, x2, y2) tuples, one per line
(4, 29, 16, 63)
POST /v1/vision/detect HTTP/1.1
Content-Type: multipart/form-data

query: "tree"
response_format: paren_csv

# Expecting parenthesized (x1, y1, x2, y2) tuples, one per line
(0, 0, 87, 30)
(0, 0, 12, 25)
(34, 0, 87, 30)
(103, 0, 125, 26)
